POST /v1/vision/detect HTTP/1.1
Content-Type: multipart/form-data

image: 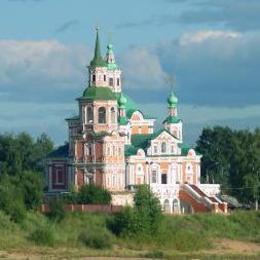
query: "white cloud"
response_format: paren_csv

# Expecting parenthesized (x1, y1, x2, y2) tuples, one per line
(121, 47, 168, 89)
(0, 40, 90, 89)
(179, 30, 241, 45)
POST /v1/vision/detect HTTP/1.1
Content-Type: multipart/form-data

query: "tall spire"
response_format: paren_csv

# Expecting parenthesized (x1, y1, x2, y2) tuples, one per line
(90, 26, 106, 67)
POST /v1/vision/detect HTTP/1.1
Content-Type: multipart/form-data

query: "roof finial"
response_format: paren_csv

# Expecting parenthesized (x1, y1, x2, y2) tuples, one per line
(165, 74, 176, 93)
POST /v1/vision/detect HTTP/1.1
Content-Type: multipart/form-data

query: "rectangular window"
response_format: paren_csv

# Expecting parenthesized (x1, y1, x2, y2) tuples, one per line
(154, 146, 158, 154)
(55, 167, 64, 184)
(117, 78, 120, 86)
(109, 78, 113, 86)
(92, 74, 96, 82)
(152, 170, 157, 183)
(161, 173, 167, 184)
(104, 75, 106, 81)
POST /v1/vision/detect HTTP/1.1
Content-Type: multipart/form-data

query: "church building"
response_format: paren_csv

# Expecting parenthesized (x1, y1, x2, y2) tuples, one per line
(45, 29, 227, 214)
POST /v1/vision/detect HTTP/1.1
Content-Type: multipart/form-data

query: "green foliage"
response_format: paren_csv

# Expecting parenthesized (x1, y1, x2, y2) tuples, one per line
(48, 197, 66, 221)
(0, 210, 260, 255)
(196, 127, 260, 204)
(63, 184, 112, 205)
(110, 185, 162, 237)
(20, 170, 44, 210)
(0, 175, 26, 223)
(29, 225, 55, 246)
(0, 132, 52, 220)
(0, 132, 53, 176)
(78, 226, 114, 249)
(144, 250, 164, 258)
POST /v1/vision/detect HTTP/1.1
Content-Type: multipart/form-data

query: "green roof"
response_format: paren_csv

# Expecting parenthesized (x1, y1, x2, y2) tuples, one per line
(82, 86, 117, 100)
(65, 115, 79, 121)
(131, 134, 153, 150)
(47, 144, 69, 159)
(163, 115, 182, 124)
(178, 143, 192, 156)
(89, 29, 107, 68)
(127, 129, 180, 156)
(125, 145, 138, 156)
(119, 116, 129, 125)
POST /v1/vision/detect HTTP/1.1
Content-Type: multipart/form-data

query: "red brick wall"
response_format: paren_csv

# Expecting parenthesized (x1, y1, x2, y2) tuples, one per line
(77, 168, 84, 187)
(40, 204, 122, 214)
(95, 169, 103, 187)
(179, 190, 209, 213)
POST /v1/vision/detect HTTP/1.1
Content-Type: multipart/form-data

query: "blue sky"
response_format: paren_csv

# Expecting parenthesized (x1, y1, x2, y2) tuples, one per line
(0, 0, 260, 145)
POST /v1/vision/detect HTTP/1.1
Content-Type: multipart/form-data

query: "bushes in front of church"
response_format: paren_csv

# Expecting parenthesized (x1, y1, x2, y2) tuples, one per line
(78, 226, 114, 249)
(0, 171, 44, 222)
(63, 184, 112, 205)
(109, 185, 162, 237)
(0, 132, 53, 222)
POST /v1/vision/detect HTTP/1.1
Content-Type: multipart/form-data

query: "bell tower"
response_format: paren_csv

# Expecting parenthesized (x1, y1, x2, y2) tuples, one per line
(163, 91, 183, 141)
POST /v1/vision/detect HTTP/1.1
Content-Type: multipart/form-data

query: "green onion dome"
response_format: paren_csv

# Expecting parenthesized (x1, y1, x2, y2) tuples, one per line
(167, 92, 178, 107)
(118, 94, 127, 108)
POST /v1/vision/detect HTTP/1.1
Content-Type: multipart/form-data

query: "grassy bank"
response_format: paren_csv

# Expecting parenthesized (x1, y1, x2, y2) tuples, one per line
(0, 210, 259, 258)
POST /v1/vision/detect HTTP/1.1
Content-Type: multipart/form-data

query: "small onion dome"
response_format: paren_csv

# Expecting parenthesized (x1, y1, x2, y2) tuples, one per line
(167, 92, 178, 107)
(107, 43, 113, 50)
(118, 94, 127, 108)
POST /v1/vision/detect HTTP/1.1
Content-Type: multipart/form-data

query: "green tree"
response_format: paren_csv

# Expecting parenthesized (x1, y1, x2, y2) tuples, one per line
(196, 127, 260, 205)
(110, 185, 162, 237)
(77, 184, 112, 204)
(19, 170, 44, 210)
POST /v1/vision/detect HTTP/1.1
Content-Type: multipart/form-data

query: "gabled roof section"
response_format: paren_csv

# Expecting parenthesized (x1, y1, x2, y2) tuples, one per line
(129, 129, 179, 156)
(46, 143, 69, 159)
(152, 128, 179, 141)
(81, 86, 117, 101)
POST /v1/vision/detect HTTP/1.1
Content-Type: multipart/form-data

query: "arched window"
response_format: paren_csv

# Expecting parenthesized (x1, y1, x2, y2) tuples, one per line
(109, 78, 113, 86)
(87, 106, 93, 123)
(161, 142, 167, 153)
(98, 107, 106, 123)
(111, 107, 116, 123)
(92, 74, 96, 83)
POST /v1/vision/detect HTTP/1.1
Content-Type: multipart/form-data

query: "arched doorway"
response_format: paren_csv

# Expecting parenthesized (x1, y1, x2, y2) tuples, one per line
(180, 201, 193, 214)
(163, 199, 171, 214)
(172, 199, 180, 214)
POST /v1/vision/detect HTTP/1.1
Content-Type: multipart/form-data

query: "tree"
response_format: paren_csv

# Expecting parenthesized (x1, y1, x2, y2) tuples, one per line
(19, 170, 44, 210)
(196, 127, 260, 205)
(110, 185, 162, 237)
(77, 184, 112, 204)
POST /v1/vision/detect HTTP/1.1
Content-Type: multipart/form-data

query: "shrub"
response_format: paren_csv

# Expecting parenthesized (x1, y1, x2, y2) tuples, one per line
(0, 175, 26, 223)
(109, 185, 162, 237)
(77, 184, 112, 204)
(29, 225, 55, 246)
(78, 227, 113, 249)
(19, 170, 44, 210)
(48, 197, 66, 221)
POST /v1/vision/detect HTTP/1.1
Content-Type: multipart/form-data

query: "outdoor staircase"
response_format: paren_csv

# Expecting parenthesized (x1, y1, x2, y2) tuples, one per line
(180, 184, 227, 213)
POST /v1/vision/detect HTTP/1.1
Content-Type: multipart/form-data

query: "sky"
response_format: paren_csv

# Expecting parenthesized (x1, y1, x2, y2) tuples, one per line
(0, 0, 260, 146)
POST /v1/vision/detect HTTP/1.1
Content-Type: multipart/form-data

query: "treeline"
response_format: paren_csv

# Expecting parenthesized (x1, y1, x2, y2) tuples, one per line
(196, 127, 260, 204)
(0, 132, 53, 221)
